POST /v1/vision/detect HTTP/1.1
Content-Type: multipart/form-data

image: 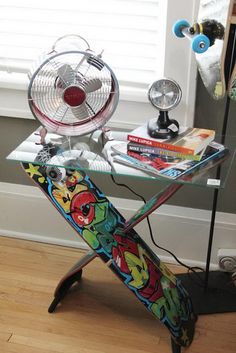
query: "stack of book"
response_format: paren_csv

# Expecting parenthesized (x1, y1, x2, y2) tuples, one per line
(111, 123, 229, 180)
(127, 124, 215, 160)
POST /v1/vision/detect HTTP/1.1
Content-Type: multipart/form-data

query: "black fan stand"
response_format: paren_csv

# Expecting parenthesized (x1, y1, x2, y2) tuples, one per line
(177, 22, 236, 315)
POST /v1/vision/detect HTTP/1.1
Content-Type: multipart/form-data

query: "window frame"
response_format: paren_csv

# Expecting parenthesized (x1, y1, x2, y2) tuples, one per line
(0, 0, 199, 129)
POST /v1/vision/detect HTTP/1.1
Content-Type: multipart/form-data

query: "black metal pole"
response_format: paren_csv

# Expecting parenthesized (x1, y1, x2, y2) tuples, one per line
(204, 189, 218, 291)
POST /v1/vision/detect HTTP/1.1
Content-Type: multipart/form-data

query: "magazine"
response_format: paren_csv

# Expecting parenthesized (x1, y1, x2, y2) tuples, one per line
(127, 142, 206, 161)
(127, 124, 215, 156)
(110, 141, 229, 180)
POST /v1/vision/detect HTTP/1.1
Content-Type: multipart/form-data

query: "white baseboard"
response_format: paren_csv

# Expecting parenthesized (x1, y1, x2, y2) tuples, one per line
(1, 182, 236, 269)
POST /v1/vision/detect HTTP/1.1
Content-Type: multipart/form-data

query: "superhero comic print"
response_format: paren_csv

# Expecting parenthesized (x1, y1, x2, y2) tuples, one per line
(22, 145, 196, 348)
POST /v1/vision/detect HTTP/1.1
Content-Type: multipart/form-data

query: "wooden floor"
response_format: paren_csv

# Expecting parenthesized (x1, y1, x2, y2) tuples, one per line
(0, 237, 236, 353)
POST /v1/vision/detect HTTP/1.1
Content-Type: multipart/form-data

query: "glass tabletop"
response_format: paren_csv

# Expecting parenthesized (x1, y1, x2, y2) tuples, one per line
(7, 127, 236, 189)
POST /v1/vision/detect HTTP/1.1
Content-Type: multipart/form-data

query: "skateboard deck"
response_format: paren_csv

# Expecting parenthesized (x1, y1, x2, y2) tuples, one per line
(228, 2, 236, 101)
(228, 3, 236, 101)
(22, 149, 196, 349)
(47, 182, 182, 315)
(197, 0, 234, 100)
(174, 0, 234, 100)
(229, 62, 236, 99)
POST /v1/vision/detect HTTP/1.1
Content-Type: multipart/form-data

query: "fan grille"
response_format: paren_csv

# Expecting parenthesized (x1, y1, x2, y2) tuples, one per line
(28, 51, 119, 136)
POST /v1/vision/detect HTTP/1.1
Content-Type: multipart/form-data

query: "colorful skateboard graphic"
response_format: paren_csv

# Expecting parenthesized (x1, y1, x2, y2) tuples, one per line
(22, 151, 196, 351)
(173, 0, 235, 100)
(228, 3, 236, 100)
(229, 61, 236, 100)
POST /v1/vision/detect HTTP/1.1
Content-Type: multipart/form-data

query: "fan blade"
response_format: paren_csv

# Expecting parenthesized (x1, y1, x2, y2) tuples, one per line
(84, 78, 102, 93)
(57, 64, 75, 85)
(71, 102, 90, 120)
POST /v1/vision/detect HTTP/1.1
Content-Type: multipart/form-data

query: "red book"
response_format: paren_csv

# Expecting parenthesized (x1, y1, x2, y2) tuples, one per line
(127, 124, 215, 155)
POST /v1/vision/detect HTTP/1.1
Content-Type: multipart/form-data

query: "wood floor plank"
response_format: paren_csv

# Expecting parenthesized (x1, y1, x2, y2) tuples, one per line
(1, 342, 60, 353)
(0, 236, 235, 353)
(0, 332, 12, 343)
(9, 327, 159, 353)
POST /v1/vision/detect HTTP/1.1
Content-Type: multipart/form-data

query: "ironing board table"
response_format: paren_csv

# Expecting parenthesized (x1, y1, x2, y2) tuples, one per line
(6, 128, 236, 353)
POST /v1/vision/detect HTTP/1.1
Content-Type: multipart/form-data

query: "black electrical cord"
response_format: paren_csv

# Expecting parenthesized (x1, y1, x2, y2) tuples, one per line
(145, 211, 206, 286)
(110, 173, 147, 202)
